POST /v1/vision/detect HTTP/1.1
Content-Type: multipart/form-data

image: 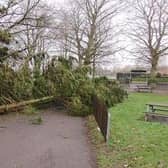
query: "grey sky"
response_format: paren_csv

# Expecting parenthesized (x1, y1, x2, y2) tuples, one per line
(47, 0, 68, 7)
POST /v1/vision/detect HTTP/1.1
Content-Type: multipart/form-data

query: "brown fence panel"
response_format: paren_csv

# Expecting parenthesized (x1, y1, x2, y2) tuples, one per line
(92, 95, 109, 141)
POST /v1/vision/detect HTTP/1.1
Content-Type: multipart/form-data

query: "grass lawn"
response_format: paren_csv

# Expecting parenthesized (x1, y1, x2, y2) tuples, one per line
(88, 93, 168, 168)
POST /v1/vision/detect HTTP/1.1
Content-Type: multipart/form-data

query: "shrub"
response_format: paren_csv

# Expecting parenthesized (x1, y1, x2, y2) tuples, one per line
(63, 74, 127, 117)
(47, 63, 78, 97)
(14, 66, 33, 100)
(67, 96, 83, 116)
(0, 64, 18, 104)
(0, 56, 126, 117)
(32, 75, 52, 98)
(148, 77, 157, 84)
(67, 96, 92, 117)
(156, 72, 161, 78)
(77, 79, 94, 106)
(0, 30, 11, 44)
(94, 77, 127, 107)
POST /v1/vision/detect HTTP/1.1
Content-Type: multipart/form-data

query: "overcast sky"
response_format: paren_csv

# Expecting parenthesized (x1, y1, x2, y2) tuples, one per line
(47, 0, 68, 7)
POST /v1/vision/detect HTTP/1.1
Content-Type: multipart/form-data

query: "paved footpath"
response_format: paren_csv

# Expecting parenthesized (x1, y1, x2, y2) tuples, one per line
(0, 108, 97, 168)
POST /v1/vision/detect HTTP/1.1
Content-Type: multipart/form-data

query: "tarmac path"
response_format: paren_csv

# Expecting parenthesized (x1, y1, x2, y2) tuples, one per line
(0, 108, 97, 168)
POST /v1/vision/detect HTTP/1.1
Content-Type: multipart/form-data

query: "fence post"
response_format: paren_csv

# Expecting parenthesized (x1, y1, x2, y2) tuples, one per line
(106, 111, 111, 143)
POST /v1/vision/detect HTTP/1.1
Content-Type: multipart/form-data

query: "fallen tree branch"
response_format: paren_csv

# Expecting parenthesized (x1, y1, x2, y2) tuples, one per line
(0, 96, 54, 114)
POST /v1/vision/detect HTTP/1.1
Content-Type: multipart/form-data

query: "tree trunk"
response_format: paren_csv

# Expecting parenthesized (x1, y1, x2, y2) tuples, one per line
(151, 56, 159, 78)
(92, 56, 96, 80)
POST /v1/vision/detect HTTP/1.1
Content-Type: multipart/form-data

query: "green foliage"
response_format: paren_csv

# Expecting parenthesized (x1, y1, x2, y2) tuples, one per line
(74, 65, 91, 76)
(133, 76, 168, 83)
(47, 63, 77, 97)
(156, 72, 161, 78)
(45, 58, 126, 116)
(46, 61, 95, 116)
(94, 76, 127, 107)
(30, 116, 43, 125)
(148, 77, 157, 84)
(23, 105, 43, 125)
(23, 105, 38, 115)
(77, 79, 94, 107)
(67, 96, 91, 116)
(0, 30, 11, 62)
(0, 30, 11, 44)
(0, 63, 51, 105)
(14, 65, 33, 100)
(0, 64, 17, 104)
(32, 75, 51, 98)
(0, 47, 9, 62)
(148, 77, 168, 84)
(67, 96, 83, 116)
(58, 57, 72, 69)
(0, 6, 7, 14)
(0, 56, 126, 117)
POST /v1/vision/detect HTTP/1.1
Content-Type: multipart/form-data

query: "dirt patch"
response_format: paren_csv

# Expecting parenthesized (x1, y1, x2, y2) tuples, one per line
(0, 107, 97, 168)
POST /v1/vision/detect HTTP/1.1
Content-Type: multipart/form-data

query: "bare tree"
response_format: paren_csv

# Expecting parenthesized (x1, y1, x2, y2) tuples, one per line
(128, 0, 168, 77)
(0, 0, 42, 63)
(57, 0, 122, 75)
(13, 3, 58, 76)
(0, 0, 41, 30)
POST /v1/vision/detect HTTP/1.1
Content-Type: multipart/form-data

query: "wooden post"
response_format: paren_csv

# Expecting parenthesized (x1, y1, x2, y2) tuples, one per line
(106, 111, 111, 143)
(147, 105, 150, 113)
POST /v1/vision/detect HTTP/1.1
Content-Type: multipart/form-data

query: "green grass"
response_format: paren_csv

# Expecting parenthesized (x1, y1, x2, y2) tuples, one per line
(132, 77, 168, 83)
(88, 93, 168, 168)
(23, 105, 39, 115)
(23, 106, 43, 125)
(30, 116, 43, 125)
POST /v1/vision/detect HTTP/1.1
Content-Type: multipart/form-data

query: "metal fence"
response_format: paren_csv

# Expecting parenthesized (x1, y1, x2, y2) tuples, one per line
(92, 95, 110, 142)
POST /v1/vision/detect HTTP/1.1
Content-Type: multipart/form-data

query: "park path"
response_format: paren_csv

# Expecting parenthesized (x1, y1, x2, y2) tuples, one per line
(0, 108, 97, 168)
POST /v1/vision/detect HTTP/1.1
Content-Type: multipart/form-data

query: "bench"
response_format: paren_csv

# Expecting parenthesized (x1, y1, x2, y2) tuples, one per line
(137, 86, 152, 93)
(129, 82, 152, 93)
(146, 103, 168, 113)
(145, 103, 168, 123)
